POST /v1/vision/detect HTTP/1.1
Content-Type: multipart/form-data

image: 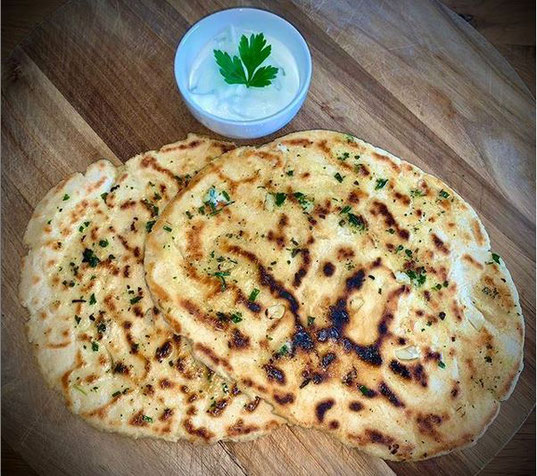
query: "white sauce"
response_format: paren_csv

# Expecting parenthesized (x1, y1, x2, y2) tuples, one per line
(188, 26, 300, 121)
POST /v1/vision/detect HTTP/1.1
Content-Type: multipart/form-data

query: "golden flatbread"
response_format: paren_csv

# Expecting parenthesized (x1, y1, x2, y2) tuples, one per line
(145, 130, 523, 459)
(20, 134, 282, 442)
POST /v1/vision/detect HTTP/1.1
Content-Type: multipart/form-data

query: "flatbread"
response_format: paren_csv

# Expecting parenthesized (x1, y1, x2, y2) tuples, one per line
(145, 130, 524, 459)
(20, 134, 282, 442)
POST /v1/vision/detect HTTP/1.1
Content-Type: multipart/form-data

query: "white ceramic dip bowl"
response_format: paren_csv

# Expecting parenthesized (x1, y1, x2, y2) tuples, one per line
(174, 8, 312, 139)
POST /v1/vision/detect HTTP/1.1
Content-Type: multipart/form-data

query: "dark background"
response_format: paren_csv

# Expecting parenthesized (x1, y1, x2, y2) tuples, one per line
(2, 0, 535, 474)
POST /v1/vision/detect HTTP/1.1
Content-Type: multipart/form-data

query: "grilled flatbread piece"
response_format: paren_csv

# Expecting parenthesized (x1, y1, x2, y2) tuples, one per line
(20, 134, 282, 442)
(145, 130, 524, 459)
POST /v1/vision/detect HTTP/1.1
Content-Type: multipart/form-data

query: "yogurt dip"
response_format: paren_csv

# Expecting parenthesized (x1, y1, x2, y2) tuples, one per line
(188, 26, 300, 121)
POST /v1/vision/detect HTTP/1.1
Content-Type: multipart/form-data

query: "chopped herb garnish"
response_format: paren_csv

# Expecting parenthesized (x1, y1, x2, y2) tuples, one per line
(410, 189, 425, 197)
(359, 385, 370, 395)
(438, 361, 446, 369)
(334, 172, 344, 183)
(185, 211, 193, 219)
(142, 199, 159, 217)
(293, 192, 313, 211)
(286, 170, 294, 176)
(405, 268, 426, 287)
(249, 288, 260, 302)
(112, 391, 121, 397)
(395, 245, 404, 253)
(98, 239, 109, 247)
(277, 344, 289, 356)
(163, 225, 172, 232)
(214, 33, 278, 88)
(341, 205, 351, 214)
(439, 312, 446, 320)
(307, 316, 315, 326)
(74, 315, 81, 325)
(153, 193, 162, 200)
(101, 192, 108, 202)
(91, 341, 99, 352)
(289, 248, 301, 258)
(439, 189, 450, 199)
(405, 249, 413, 258)
(97, 322, 106, 333)
(375, 178, 388, 190)
(337, 152, 350, 161)
(130, 296, 142, 305)
(492, 253, 501, 264)
(387, 228, 395, 234)
(142, 415, 153, 423)
(204, 187, 233, 215)
(348, 213, 366, 230)
(146, 220, 156, 233)
(274, 192, 287, 206)
(89, 293, 97, 305)
(231, 312, 243, 323)
(82, 248, 100, 267)
(211, 271, 230, 291)
(63, 194, 70, 201)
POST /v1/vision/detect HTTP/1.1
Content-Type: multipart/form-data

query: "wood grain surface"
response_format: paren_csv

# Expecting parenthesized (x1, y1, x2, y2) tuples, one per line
(2, 1, 535, 475)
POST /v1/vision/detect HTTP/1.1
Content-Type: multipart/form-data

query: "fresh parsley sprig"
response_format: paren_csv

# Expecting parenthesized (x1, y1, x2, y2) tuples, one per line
(214, 33, 278, 88)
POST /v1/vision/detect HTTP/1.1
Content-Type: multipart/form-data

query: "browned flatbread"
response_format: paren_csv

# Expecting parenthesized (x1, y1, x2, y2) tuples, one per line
(20, 134, 283, 442)
(145, 130, 523, 459)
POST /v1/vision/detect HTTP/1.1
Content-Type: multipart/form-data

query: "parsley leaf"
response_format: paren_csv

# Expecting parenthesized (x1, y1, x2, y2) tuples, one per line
(214, 33, 278, 88)
(213, 50, 247, 84)
(249, 65, 279, 87)
(239, 33, 271, 78)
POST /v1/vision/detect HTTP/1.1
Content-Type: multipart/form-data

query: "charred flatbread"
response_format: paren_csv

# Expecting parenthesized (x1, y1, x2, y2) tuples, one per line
(145, 130, 523, 459)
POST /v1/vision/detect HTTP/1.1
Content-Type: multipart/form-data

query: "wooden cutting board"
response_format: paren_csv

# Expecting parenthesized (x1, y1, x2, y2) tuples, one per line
(2, 0, 534, 474)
